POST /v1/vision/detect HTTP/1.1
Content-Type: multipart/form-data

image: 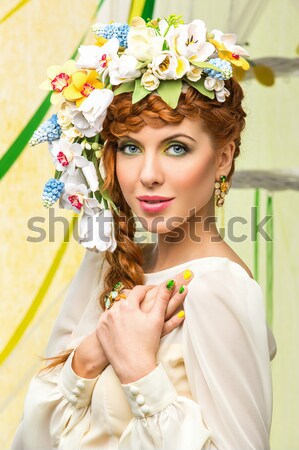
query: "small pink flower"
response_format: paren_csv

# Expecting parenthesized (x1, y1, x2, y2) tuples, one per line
(68, 195, 83, 210)
(80, 83, 95, 97)
(51, 73, 71, 92)
(100, 54, 108, 69)
(57, 151, 69, 166)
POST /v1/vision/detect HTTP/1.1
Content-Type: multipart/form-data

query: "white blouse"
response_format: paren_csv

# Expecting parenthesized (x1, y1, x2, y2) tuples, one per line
(11, 249, 277, 450)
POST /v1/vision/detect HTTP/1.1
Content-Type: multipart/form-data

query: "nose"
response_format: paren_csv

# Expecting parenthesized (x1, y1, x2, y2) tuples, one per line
(139, 152, 164, 187)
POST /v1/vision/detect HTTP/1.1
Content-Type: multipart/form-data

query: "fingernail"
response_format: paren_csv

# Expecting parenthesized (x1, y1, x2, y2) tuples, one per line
(179, 285, 185, 294)
(183, 269, 193, 280)
(177, 310, 185, 318)
(166, 279, 175, 290)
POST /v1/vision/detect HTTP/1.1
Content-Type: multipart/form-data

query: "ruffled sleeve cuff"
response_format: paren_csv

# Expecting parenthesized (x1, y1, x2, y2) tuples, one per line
(58, 349, 100, 408)
(121, 362, 178, 418)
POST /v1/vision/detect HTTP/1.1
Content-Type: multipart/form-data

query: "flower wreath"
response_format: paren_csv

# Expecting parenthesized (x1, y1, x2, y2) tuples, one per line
(30, 15, 250, 253)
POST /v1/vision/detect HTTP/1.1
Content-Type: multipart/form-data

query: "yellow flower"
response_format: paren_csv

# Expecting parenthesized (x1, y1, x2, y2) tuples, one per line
(208, 31, 250, 71)
(39, 60, 77, 105)
(211, 41, 250, 71)
(62, 70, 103, 107)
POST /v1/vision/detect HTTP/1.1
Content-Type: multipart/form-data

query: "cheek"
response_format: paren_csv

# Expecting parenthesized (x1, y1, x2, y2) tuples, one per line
(172, 153, 216, 199)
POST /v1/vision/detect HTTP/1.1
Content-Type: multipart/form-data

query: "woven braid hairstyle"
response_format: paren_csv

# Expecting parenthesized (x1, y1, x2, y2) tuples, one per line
(98, 78, 246, 310)
(37, 78, 246, 373)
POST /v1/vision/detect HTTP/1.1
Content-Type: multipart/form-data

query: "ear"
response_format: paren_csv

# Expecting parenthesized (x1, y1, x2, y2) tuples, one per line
(215, 141, 235, 178)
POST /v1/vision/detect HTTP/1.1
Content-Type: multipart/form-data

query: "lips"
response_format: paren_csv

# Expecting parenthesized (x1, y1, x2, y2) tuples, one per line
(137, 197, 175, 213)
(137, 196, 174, 202)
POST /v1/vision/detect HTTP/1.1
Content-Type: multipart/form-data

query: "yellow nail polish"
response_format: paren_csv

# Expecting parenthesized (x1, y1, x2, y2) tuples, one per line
(183, 269, 192, 280)
(177, 310, 185, 318)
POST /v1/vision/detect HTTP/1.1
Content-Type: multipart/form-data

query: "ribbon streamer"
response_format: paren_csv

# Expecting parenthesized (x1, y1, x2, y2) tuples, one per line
(0, 215, 78, 367)
(253, 188, 260, 281)
(266, 192, 274, 328)
(0, 0, 31, 25)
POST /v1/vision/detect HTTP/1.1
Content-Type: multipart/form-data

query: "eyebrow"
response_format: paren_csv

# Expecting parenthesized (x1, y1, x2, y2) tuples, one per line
(118, 133, 197, 145)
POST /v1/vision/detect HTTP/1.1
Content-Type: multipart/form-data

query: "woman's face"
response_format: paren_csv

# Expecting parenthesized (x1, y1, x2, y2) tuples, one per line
(115, 116, 220, 234)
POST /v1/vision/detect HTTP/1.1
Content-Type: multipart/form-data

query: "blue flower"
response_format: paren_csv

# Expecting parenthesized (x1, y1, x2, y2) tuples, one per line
(29, 114, 62, 146)
(203, 58, 233, 81)
(42, 177, 64, 208)
(91, 22, 130, 48)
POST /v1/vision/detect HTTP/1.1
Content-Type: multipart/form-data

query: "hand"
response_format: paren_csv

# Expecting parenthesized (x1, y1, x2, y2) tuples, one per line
(73, 269, 193, 379)
(121, 268, 194, 337)
(95, 270, 194, 383)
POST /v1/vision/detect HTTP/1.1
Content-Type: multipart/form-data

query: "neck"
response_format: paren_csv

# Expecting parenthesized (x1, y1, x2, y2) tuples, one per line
(145, 200, 224, 272)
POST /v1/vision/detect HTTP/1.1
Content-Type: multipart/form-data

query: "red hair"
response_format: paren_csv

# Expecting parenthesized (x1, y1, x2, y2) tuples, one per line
(37, 78, 246, 373)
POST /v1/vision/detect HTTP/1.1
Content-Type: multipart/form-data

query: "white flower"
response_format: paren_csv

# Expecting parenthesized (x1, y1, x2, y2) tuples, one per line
(57, 103, 83, 141)
(186, 65, 203, 82)
(141, 71, 160, 91)
(50, 138, 86, 174)
(108, 54, 141, 85)
(167, 20, 215, 64)
(215, 87, 230, 102)
(78, 88, 113, 131)
(61, 126, 83, 141)
(57, 102, 73, 128)
(126, 25, 164, 61)
(59, 177, 101, 214)
(78, 209, 117, 252)
(210, 29, 250, 57)
(152, 51, 190, 80)
(71, 88, 114, 137)
(76, 38, 119, 81)
(99, 156, 106, 181)
(204, 76, 224, 91)
(80, 160, 99, 192)
(203, 76, 230, 102)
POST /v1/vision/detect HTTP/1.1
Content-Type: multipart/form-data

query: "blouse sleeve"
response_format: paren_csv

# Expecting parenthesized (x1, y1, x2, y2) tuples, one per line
(13, 349, 100, 450)
(46, 248, 104, 357)
(118, 260, 274, 450)
(11, 249, 105, 450)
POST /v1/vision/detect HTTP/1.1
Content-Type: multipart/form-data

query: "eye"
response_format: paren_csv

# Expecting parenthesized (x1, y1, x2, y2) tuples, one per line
(164, 143, 189, 156)
(117, 143, 141, 155)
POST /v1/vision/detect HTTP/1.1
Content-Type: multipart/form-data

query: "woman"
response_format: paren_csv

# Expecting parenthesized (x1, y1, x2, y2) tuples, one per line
(12, 15, 277, 450)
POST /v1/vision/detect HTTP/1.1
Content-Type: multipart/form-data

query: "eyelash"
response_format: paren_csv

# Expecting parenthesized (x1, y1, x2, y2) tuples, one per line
(117, 142, 190, 157)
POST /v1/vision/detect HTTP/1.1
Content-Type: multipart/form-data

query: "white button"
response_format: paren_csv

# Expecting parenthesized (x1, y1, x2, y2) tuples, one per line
(129, 385, 139, 396)
(72, 388, 80, 396)
(69, 395, 78, 405)
(141, 404, 150, 415)
(76, 381, 85, 389)
(136, 394, 145, 405)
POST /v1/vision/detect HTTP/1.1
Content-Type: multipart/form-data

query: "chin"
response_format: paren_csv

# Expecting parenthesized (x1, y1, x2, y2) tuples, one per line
(136, 214, 186, 236)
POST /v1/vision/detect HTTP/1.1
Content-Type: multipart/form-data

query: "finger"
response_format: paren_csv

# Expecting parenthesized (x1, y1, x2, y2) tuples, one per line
(169, 269, 194, 297)
(151, 277, 177, 319)
(164, 284, 188, 320)
(125, 284, 156, 308)
(152, 269, 194, 318)
(161, 310, 185, 337)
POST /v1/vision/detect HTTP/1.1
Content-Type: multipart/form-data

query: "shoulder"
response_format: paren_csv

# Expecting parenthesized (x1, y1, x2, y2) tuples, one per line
(185, 258, 265, 333)
(201, 241, 255, 280)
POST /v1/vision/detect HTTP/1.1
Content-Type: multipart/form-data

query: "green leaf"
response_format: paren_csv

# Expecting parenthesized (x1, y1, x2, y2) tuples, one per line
(157, 79, 182, 109)
(162, 40, 170, 51)
(186, 79, 215, 99)
(136, 60, 150, 69)
(114, 80, 135, 96)
(191, 60, 225, 74)
(54, 170, 63, 180)
(132, 78, 151, 104)
(94, 190, 103, 204)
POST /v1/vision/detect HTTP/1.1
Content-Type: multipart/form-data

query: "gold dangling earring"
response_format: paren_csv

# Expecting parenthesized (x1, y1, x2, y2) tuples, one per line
(214, 175, 230, 207)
